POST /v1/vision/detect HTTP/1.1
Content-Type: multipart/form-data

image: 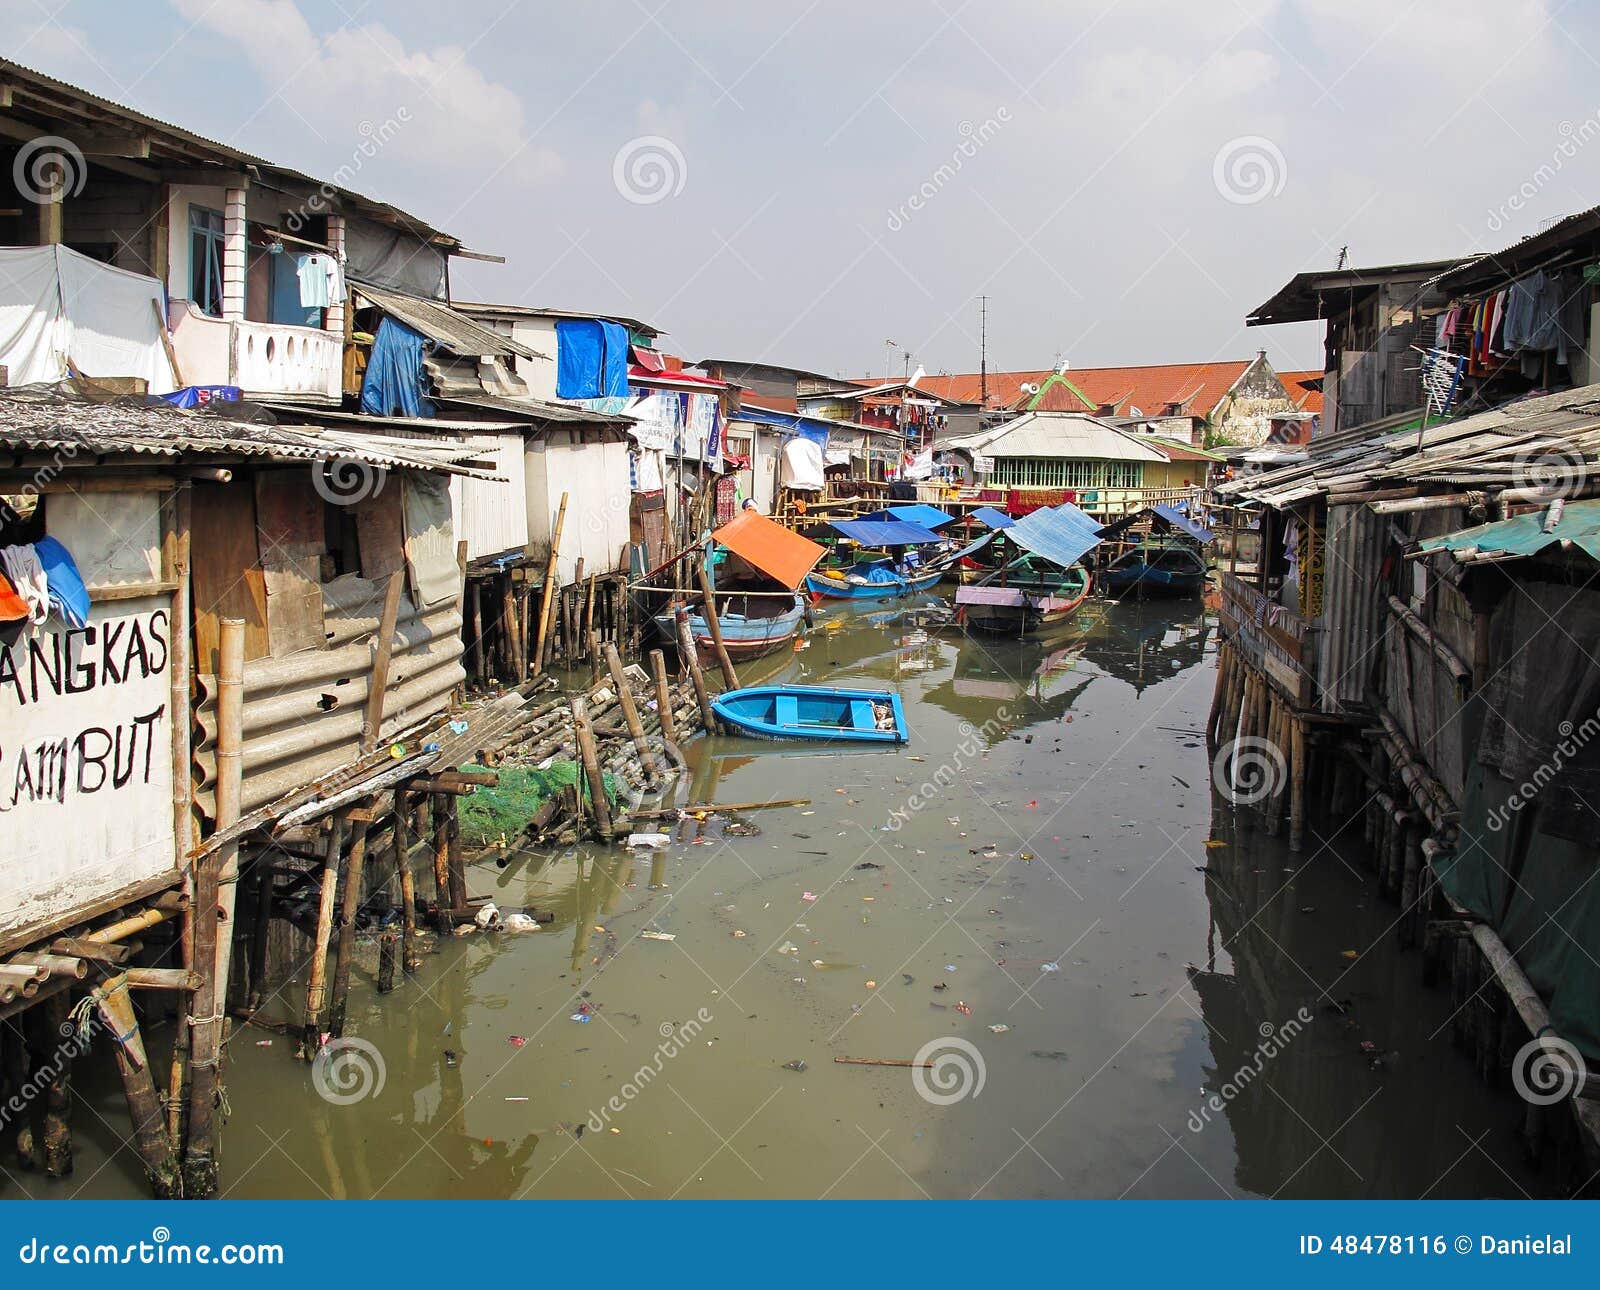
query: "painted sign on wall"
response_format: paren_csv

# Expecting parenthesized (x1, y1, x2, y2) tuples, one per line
(0, 593, 176, 941)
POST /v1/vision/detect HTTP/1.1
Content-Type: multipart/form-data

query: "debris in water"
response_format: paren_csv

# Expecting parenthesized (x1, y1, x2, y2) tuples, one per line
(781, 1059, 808, 1073)
(640, 930, 676, 942)
(988, 1024, 1010, 1034)
(508, 1035, 527, 1047)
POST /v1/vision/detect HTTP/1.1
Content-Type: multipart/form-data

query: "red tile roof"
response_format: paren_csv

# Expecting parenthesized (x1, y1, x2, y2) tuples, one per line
(1278, 369, 1325, 414)
(861, 360, 1258, 418)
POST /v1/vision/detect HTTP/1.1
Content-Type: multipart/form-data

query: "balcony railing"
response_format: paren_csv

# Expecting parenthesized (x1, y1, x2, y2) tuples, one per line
(168, 302, 341, 403)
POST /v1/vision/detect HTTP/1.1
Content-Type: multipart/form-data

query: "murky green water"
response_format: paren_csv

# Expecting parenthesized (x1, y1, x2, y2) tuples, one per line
(15, 597, 1554, 1199)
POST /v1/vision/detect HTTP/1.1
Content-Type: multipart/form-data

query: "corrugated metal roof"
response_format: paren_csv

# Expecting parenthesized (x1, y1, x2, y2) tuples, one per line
(1415, 499, 1600, 564)
(0, 388, 504, 479)
(352, 283, 534, 359)
(454, 301, 664, 338)
(944, 412, 1169, 462)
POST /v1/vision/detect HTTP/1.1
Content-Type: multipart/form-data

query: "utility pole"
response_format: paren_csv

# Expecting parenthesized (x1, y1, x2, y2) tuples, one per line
(979, 296, 989, 408)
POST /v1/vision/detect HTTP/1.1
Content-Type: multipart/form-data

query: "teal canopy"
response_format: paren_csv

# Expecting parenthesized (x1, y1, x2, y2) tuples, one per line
(1416, 499, 1600, 564)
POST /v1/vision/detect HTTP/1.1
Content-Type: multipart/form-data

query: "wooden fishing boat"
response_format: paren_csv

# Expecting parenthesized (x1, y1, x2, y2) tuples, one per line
(956, 557, 1092, 636)
(805, 565, 944, 600)
(1101, 538, 1208, 597)
(653, 593, 807, 661)
(711, 684, 910, 743)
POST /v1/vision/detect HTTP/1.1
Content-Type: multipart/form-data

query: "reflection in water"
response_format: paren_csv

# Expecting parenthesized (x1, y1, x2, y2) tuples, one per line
(25, 591, 1552, 1199)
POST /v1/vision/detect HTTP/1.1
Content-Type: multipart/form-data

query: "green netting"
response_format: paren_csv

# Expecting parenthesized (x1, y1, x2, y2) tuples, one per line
(456, 760, 624, 847)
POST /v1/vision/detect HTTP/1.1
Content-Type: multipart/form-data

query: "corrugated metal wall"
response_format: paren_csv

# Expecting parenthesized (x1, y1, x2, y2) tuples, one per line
(1316, 502, 1387, 712)
(195, 573, 463, 816)
(448, 430, 530, 561)
(524, 432, 632, 584)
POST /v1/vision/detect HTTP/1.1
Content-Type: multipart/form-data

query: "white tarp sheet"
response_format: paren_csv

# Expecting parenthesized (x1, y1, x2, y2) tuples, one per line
(778, 436, 825, 492)
(0, 245, 178, 394)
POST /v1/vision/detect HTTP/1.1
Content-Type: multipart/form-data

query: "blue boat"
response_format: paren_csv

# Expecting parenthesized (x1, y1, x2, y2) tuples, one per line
(653, 594, 807, 661)
(805, 565, 944, 600)
(1101, 538, 1208, 597)
(711, 685, 910, 743)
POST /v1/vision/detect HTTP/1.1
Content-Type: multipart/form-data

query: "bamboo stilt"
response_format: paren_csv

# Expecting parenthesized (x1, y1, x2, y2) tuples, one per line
(533, 492, 570, 676)
(674, 607, 716, 732)
(696, 563, 740, 690)
(393, 789, 421, 973)
(570, 696, 615, 841)
(650, 648, 678, 747)
(605, 642, 662, 784)
(97, 975, 182, 1197)
(1288, 715, 1307, 851)
(327, 808, 374, 1039)
(300, 809, 348, 1058)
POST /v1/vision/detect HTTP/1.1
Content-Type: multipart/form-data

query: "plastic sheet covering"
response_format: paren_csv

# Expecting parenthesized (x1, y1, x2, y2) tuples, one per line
(403, 473, 458, 607)
(870, 504, 955, 529)
(0, 245, 176, 393)
(712, 509, 825, 589)
(778, 436, 824, 492)
(344, 222, 448, 300)
(971, 505, 1015, 530)
(830, 518, 945, 545)
(1416, 498, 1600, 564)
(359, 317, 433, 418)
(1151, 503, 1215, 544)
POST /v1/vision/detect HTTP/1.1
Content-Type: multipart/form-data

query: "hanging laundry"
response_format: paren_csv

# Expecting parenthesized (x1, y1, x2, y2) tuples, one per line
(359, 317, 434, 418)
(35, 535, 89, 628)
(294, 253, 343, 309)
(0, 544, 49, 624)
(0, 570, 30, 642)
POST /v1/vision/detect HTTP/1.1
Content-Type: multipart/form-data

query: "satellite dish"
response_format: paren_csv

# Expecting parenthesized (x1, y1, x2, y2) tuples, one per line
(1021, 382, 1040, 394)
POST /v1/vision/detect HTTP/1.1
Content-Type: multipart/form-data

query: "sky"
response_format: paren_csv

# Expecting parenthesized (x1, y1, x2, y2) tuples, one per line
(11, 0, 1600, 379)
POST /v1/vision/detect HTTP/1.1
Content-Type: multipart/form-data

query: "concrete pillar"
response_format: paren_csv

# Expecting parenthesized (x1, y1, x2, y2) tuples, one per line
(324, 213, 346, 336)
(221, 186, 247, 322)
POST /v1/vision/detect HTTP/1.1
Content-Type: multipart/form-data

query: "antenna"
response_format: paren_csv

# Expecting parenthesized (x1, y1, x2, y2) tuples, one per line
(979, 296, 989, 407)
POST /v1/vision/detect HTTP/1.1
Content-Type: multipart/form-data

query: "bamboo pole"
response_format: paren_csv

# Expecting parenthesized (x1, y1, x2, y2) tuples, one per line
(445, 794, 467, 913)
(1288, 716, 1307, 852)
(161, 481, 196, 1152)
(393, 789, 421, 973)
(182, 615, 244, 1198)
(362, 571, 405, 754)
(674, 607, 716, 732)
(533, 492, 570, 676)
(649, 649, 678, 746)
(431, 794, 451, 925)
(605, 642, 662, 784)
(300, 809, 348, 1058)
(583, 573, 597, 658)
(470, 580, 485, 683)
(327, 805, 374, 1039)
(97, 975, 182, 1197)
(565, 557, 585, 666)
(570, 696, 615, 842)
(696, 562, 740, 690)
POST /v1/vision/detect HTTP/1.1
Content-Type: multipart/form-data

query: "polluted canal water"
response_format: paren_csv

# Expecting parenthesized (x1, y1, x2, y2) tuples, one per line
(48, 597, 1551, 1199)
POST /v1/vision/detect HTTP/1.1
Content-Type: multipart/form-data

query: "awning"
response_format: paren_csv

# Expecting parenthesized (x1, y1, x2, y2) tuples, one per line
(1414, 499, 1600, 565)
(937, 531, 997, 564)
(971, 505, 1015, 530)
(830, 518, 946, 546)
(1005, 504, 1103, 569)
(713, 509, 826, 588)
(868, 503, 955, 529)
(1151, 503, 1215, 544)
(352, 281, 534, 359)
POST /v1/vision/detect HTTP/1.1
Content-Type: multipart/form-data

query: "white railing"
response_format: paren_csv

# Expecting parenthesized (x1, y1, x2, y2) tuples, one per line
(168, 302, 342, 403)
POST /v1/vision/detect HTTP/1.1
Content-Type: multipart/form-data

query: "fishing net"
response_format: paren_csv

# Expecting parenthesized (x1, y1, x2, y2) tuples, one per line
(456, 760, 625, 848)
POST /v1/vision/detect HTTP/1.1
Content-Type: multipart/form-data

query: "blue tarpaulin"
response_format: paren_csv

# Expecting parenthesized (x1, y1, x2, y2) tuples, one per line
(1005, 504, 1103, 570)
(161, 385, 240, 409)
(940, 531, 997, 564)
(1151, 503, 1215, 544)
(869, 504, 955, 529)
(971, 505, 1015, 530)
(830, 518, 947, 546)
(1055, 501, 1104, 534)
(359, 317, 433, 418)
(555, 319, 630, 399)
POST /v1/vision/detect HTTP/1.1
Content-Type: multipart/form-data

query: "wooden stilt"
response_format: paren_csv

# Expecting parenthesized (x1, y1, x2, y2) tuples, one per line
(1206, 644, 1231, 745)
(501, 574, 523, 681)
(300, 809, 348, 1058)
(1288, 715, 1307, 851)
(533, 493, 570, 676)
(1263, 696, 1285, 835)
(431, 794, 451, 925)
(469, 580, 485, 684)
(650, 648, 678, 746)
(696, 563, 740, 690)
(445, 795, 467, 913)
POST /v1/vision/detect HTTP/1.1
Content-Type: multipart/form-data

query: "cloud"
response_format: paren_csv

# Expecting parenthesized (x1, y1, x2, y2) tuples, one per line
(168, 0, 562, 186)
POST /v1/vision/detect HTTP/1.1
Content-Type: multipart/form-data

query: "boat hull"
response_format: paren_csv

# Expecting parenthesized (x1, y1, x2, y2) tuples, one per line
(1101, 564, 1206, 597)
(957, 580, 1091, 636)
(711, 684, 910, 743)
(805, 568, 944, 600)
(653, 598, 806, 661)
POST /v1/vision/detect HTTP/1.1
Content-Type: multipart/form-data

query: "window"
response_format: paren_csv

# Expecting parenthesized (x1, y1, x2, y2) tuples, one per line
(189, 206, 225, 316)
(989, 458, 1145, 489)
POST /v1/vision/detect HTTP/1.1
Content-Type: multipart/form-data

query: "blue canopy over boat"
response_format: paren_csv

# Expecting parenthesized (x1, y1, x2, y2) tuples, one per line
(1005, 503, 1103, 570)
(1151, 503, 1215, 544)
(940, 530, 997, 563)
(829, 518, 946, 545)
(867, 503, 956, 529)
(971, 505, 1015, 530)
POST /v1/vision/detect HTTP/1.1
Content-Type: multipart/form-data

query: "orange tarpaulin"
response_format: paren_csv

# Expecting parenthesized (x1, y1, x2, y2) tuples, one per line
(712, 509, 825, 590)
